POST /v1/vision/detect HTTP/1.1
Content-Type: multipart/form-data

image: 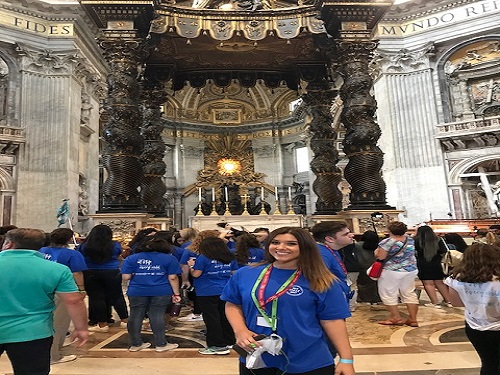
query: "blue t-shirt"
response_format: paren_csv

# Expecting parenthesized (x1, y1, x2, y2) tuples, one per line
(226, 241, 236, 252)
(39, 246, 88, 272)
(180, 248, 198, 265)
(317, 244, 350, 297)
(236, 247, 265, 269)
(221, 265, 350, 373)
(193, 254, 238, 296)
(121, 252, 181, 296)
(171, 246, 184, 262)
(77, 241, 122, 269)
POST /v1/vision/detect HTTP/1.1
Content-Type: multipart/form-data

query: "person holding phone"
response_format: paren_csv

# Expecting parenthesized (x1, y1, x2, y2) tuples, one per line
(222, 227, 354, 375)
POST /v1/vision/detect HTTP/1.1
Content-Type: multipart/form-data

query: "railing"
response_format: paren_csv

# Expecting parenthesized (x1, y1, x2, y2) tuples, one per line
(435, 116, 500, 138)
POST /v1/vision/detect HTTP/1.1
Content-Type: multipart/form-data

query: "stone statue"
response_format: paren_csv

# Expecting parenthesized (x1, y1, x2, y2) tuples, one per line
(80, 93, 93, 126)
(78, 175, 90, 216)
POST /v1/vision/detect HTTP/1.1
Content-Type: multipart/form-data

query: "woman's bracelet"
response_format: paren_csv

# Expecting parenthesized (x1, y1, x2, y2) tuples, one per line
(338, 358, 354, 364)
(173, 294, 180, 296)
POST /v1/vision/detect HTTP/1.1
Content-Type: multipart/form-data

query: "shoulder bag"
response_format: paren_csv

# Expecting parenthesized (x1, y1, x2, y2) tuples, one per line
(440, 239, 463, 276)
(367, 238, 408, 280)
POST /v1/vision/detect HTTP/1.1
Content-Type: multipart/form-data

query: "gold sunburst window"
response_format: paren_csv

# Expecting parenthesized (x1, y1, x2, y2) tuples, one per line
(217, 158, 242, 176)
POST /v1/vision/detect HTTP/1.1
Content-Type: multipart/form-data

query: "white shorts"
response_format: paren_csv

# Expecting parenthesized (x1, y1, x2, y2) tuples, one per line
(378, 269, 419, 305)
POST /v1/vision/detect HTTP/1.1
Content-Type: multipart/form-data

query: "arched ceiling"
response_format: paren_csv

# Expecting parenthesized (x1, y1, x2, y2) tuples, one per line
(163, 79, 300, 126)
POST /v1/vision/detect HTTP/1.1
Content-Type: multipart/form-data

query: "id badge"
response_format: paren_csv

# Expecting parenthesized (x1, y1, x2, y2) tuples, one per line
(256, 316, 271, 328)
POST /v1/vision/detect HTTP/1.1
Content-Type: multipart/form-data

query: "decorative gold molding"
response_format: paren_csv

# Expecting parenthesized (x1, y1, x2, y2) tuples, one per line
(213, 108, 242, 124)
(162, 123, 308, 139)
(151, 8, 326, 40)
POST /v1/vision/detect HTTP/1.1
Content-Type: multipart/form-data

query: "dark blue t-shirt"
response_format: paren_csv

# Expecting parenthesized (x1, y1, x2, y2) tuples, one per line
(193, 254, 238, 296)
(77, 241, 122, 269)
(39, 246, 88, 272)
(180, 248, 197, 265)
(121, 252, 181, 296)
(171, 246, 184, 262)
(235, 247, 265, 269)
(221, 265, 350, 373)
(317, 243, 350, 296)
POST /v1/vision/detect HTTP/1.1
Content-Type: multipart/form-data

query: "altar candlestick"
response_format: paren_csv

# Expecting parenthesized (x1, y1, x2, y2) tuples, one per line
(225, 187, 228, 202)
(275, 186, 278, 197)
(261, 187, 264, 200)
(288, 186, 292, 201)
(212, 188, 215, 201)
(198, 187, 202, 201)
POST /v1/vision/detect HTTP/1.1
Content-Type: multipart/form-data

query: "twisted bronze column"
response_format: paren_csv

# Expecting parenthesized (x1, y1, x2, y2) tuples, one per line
(99, 35, 148, 211)
(337, 40, 391, 209)
(303, 80, 343, 214)
(140, 79, 168, 214)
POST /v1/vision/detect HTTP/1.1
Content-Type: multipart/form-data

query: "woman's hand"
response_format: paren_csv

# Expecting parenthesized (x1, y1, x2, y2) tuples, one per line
(172, 294, 182, 303)
(335, 363, 355, 375)
(235, 330, 262, 352)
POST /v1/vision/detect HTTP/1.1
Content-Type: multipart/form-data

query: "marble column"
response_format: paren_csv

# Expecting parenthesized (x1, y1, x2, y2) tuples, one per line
(373, 43, 450, 224)
(99, 32, 149, 211)
(303, 80, 343, 214)
(336, 40, 390, 210)
(140, 78, 167, 214)
(14, 45, 102, 230)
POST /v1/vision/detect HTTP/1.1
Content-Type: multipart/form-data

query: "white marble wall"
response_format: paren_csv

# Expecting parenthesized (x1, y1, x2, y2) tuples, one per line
(375, 52, 450, 225)
(16, 68, 76, 230)
(0, 1, 107, 232)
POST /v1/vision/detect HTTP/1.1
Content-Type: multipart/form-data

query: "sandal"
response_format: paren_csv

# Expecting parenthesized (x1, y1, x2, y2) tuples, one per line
(378, 318, 404, 326)
(404, 319, 419, 327)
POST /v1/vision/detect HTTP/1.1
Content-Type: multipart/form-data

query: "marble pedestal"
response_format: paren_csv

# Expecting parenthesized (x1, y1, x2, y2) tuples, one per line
(189, 214, 303, 232)
(88, 213, 153, 242)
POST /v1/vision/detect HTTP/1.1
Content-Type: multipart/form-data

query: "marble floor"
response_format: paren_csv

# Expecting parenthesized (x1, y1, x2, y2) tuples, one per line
(0, 298, 481, 375)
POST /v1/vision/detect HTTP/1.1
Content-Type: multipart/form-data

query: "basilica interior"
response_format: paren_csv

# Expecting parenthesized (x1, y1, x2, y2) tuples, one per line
(0, 0, 498, 373)
(0, 0, 498, 236)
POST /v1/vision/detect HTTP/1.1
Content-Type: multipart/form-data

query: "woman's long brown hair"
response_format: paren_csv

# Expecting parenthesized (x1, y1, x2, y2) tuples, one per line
(265, 227, 336, 292)
(187, 230, 220, 254)
(450, 243, 500, 283)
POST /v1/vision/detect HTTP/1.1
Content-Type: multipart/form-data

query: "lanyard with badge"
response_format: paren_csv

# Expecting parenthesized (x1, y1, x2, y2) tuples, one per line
(325, 243, 353, 287)
(251, 264, 301, 332)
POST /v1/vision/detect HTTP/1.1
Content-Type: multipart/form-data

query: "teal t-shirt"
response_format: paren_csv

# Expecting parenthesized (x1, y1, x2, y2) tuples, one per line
(0, 250, 78, 344)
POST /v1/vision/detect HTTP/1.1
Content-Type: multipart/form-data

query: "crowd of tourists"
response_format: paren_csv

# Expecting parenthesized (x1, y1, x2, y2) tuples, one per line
(0, 221, 499, 375)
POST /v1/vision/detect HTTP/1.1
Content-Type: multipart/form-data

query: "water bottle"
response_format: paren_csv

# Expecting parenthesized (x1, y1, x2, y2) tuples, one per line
(170, 302, 182, 317)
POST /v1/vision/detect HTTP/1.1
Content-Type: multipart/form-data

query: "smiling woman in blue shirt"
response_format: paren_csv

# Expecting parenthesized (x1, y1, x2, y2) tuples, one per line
(222, 226, 354, 375)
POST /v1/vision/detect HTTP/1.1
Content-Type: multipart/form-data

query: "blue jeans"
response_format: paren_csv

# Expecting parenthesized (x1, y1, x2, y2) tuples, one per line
(128, 295, 171, 347)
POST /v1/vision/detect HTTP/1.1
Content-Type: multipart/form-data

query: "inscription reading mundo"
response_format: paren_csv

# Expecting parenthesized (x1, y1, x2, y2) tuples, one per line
(1, 11, 74, 37)
(378, 0, 499, 37)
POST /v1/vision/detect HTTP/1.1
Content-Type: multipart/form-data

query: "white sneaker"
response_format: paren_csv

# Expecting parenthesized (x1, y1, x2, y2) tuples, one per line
(120, 322, 128, 329)
(88, 325, 110, 332)
(128, 342, 152, 352)
(178, 313, 203, 322)
(51, 355, 77, 364)
(424, 303, 442, 309)
(62, 337, 75, 347)
(154, 343, 179, 352)
(198, 346, 230, 355)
